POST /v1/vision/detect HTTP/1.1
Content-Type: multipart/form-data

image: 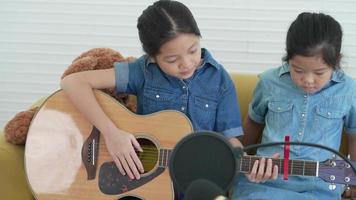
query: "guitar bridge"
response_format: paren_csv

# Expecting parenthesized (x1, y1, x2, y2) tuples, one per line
(81, 126, 100, 180)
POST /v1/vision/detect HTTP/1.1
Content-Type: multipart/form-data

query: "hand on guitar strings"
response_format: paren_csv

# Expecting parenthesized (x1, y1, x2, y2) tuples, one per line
(103, 128, 144, 180)
(246, 153, 280, 183)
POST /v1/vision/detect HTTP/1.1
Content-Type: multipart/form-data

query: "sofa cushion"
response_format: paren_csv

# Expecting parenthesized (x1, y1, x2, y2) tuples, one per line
(0, 133, 34, 200)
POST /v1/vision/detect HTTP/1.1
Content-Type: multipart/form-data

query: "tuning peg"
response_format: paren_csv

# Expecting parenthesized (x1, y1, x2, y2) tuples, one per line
(328, 183, 337, 191)
(330, 175, 336, 181)
(345, 163, 351, 168)
(332, 154, 337, 160)
(345, 177, 351, 183)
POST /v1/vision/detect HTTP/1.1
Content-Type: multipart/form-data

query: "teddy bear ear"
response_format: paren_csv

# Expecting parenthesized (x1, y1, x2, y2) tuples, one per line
(72, 48, 100, 62)
(61, 56, 98, 79)
(4, 107, 39, 145)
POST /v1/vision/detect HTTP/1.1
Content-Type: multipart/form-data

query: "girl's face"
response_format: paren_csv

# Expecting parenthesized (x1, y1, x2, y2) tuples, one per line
(153, 33, 202, 80)
(289, 55, 333, 94)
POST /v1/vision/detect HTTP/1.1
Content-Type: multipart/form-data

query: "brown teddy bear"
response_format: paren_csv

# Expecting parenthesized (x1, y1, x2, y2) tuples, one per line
(4, 48, 136, 145)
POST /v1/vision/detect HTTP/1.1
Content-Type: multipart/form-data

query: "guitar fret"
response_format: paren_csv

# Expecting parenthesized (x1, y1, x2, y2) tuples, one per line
(167, 149, 172, 167)
(249, 156, 252, 172)
(291, 160, 293, 175)
(158, 149, 172, 167)
(239, 154, 243, 173)
(304, 161, 317, 176)
(159, 149, 163, 166)
(292, 161, 302, 175)
(163, 149, 167, 167)
(165, 149, 169, 167)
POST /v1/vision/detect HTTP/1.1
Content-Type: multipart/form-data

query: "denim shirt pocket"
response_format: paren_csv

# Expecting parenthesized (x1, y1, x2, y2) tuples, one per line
(192, 96, 217, 130)
(266, 101, 293, 133)
(142, 87, 175, 114)
(313, 105, 344, 134)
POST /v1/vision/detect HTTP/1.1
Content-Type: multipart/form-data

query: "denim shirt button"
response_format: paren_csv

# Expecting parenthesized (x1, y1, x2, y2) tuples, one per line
(298, 132, 302, 136)
(205, 104, 209, 108)
(155, 94, 160, 98)
(181, 106, 185, 111)
(182, 86, 186, 89)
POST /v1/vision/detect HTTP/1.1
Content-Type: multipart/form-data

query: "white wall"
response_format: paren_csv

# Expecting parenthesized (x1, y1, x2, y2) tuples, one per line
(1, 0, 356, 129)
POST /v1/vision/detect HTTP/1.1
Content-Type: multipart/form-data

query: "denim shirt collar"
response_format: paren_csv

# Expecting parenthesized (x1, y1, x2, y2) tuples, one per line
(143, 48, 220, 70)
(279, 62, 345, 83)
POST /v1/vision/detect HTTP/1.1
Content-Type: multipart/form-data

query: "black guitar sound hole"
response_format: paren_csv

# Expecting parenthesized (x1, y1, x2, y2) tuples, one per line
(136, 138, 158, 173)
(118, 196, 142, 200)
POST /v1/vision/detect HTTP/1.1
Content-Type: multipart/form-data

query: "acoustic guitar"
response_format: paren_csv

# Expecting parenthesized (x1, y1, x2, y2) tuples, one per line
(25, 90, 193, 200)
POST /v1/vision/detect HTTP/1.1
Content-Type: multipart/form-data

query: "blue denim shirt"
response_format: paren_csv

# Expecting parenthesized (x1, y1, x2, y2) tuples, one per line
(114, 48, 243, 138)
(233, 63, 356, 200)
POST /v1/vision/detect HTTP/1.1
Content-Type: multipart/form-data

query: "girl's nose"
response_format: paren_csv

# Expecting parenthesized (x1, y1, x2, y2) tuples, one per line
(179, 57, 191, 69)
(303, 74, 315, 85)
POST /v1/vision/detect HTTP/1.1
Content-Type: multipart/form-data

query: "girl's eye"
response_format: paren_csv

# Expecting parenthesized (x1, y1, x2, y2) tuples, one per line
(189, 49, 197, 54)
(316, 72, 325, 76)
(294, 69, 303, 73)
(166, 59, 176, 63)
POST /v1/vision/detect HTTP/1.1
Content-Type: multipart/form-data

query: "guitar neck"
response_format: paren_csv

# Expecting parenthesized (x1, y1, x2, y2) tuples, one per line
(239, 155, 319, 177)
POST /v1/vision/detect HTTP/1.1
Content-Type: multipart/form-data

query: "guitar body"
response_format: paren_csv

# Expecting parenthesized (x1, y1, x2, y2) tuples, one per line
(25, 90, 193, 200)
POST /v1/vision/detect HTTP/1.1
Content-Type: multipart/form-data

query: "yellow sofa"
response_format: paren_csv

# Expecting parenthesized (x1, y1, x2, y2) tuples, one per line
(0, 73, 349, 200)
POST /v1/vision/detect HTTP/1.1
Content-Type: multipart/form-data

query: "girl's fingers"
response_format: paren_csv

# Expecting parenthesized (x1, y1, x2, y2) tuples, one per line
(125, 154, 141, 180)
(247, 154, 280, 183)
(272, 165, 279, 180)
(132, 137, 143, 152)
(248, 160, 259, 182)
(131, 150, 144, 174)
(118, 155, 134, 180)
(113, 156, 125, 176)
(256, 157, 266, 181)
(272, 153, 280, 159)
(262, 158, 273, 181)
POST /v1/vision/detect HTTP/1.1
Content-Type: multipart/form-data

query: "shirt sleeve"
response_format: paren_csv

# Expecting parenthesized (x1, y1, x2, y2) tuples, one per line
(344, 94, 356, 134)
(114, 57, 145, 95)
(215, 79, 243, 138)
(248, 77, 268, 124)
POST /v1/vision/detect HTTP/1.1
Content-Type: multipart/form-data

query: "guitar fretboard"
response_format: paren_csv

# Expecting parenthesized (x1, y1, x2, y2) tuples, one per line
(239, 155, 318, 177)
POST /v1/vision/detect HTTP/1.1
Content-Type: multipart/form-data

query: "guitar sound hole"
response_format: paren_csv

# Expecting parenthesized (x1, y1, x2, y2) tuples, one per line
(136, 138, 158, 173)
(118, 197, 142, 200)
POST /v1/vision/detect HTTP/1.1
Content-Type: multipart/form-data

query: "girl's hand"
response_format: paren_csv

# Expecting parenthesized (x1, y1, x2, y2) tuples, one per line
(103, 128, 144, 180)
(342, 186, 356, 198)
(246, 153, 279, 183)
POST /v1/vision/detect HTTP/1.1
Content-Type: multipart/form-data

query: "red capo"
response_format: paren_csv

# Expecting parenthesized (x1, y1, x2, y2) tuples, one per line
(283, 135, 290, 180)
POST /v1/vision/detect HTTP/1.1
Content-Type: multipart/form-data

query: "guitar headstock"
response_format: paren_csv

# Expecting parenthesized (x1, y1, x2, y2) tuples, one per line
(319, 159, 356, 186)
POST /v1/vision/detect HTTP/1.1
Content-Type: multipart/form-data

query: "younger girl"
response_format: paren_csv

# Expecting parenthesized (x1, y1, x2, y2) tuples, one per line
(234, 12, 356, 199)
(61, 0, 244, 181)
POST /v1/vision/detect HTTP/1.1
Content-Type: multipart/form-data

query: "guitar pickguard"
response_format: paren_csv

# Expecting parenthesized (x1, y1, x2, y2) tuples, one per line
(98, 162, 165, 195)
